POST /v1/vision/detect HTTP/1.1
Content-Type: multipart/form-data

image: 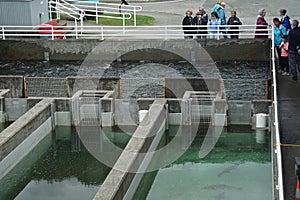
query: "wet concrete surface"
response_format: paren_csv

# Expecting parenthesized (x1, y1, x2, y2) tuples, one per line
(277, 74, 300, 199)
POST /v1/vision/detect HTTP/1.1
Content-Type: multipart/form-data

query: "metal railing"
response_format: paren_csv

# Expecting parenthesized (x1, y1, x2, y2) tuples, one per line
(66, 0, 142, 26)
(49, 0, 85, 30)
(271, 23, 284, 200)
(0, 25, 272, 40)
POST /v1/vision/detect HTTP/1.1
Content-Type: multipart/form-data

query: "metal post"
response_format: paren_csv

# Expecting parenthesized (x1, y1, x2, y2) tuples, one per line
(122, 14, 125, 34)
(80, 17, 83, 34)
(56, 0, 60, 19)
(51, 26, 54, 40)
(1, 26, 5, 40)
(165, 26, 167, 40)
(75, 19, 78, 39)
(134, 7, 136, 26)
(96, 3, 98, 24)
(101, 26, 104, 40)
(49, 2, 53, 20)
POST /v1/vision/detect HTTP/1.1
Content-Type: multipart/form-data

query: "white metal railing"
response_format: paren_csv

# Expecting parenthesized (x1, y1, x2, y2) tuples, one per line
(65, 0, 142, 26)
(49, 0, 85, 30)
(271, 25, 284, 200)
(0, 25, 272, 40)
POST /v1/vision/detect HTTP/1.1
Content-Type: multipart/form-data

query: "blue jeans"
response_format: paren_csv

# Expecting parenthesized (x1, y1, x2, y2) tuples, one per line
(288, 50, 300, 78)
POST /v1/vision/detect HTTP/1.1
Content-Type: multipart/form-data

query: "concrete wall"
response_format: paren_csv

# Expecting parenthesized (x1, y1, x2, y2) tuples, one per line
(165, 78, 220, 98)
(0, 98, 54, 162)
(94, 99, 167, 200)
(0, 39, 271, 62)
(0, 76, 24, 98)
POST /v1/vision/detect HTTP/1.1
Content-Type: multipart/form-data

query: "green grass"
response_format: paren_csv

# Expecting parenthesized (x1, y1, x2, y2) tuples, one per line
(85, 14, 155, 26)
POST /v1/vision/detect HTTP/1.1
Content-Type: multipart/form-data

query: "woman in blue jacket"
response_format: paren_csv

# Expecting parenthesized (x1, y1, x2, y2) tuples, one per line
(273, 17, 287, 72)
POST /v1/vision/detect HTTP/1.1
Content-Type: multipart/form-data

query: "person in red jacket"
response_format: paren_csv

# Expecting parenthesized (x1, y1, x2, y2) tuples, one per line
(255, 8, 269, 39)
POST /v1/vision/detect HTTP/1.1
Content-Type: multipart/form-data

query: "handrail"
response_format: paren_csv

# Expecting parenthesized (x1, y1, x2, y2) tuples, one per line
(63, 0, 142, 26)
(271, 24, 284, 199)
(49, 1, 85, 21)
(0, 24, 272, 40)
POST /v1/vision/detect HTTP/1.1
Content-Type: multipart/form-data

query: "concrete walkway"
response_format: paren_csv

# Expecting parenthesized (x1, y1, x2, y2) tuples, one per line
(278, 74, 300, 199)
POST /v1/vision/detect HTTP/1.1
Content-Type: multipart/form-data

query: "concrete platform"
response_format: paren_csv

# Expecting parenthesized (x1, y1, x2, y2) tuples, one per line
(277, 74, 300, 199)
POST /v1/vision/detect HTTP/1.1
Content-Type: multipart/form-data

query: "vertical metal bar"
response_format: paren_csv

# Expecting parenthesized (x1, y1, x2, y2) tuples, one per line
(80, 17, 83, 34)
(1, 26, 5, 40)
(134, 7, 136, 26)
(165, 27, 167, 40)
(75, 19, 78, 39)
(101, 26, 104, 40)
(49, 2, 53, 20)
(96, 3, 98, 24)
(122, 14, 125, 34)
(51, 26, 54, 40)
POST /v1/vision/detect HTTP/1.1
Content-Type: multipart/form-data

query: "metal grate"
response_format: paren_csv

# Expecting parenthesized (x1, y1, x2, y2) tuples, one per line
(78, 96, 101, 126)
(25, 77, 67, 97)
(191, 93, 215, 125)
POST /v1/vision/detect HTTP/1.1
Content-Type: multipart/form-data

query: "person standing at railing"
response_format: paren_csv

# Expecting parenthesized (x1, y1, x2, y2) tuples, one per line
(273, 17, 287, 73)
(182, 9, 194, 39)
(280, 9, 291, 32)
(227, 10, 242, 39)
(279, 35, 290, 76)
(288, 20, 300, 81)
(219, 2, 228, 39)
(255, 8, 269, 39)
(208, 12, 221, 39)
(192, 7, 208, 39)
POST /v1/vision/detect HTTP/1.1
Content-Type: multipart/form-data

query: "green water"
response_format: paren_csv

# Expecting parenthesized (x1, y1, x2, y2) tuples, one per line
(135, 125, 272, 200)
(0, 126, 133, 200)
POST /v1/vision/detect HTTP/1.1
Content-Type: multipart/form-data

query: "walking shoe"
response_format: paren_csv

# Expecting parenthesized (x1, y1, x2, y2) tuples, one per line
(282, 72, 289, 76)
(292, 76, 298, 81)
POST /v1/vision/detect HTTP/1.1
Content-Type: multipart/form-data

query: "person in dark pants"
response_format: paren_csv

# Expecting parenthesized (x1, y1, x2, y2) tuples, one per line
(192, 7, 208, 39)
(273, 17, 287, 73)
(182, 9, 194, 39)
(288, 20, 300, 81)
(227, 10, 242, 39)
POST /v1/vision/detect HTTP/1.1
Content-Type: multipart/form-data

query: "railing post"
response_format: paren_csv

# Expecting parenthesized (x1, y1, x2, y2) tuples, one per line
(96, 3, 99, 24)
(75, 19, 78, 39)
(1, 26, 5, 40)
(51, 26, 54, 40)
(134, 7, 136, 26)
(56, 0, 60, 19)
(80, 17, 83, 34)
(122, 14, 125, 34)
(101, 26, 104, 40)
(165, 26, 167, 40)
(49, 2, 53, 20)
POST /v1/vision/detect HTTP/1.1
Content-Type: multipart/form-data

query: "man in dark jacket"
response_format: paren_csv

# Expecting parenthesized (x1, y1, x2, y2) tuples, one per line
(182, 9, 194, 39)
(192, 7, 208, 39)
(288, 19, 300, 80)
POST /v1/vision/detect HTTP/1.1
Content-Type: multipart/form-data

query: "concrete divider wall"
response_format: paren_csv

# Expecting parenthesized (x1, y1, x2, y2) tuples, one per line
(165, 78, 220, 98)
(94, 99, 167, 200)
(0, 39, 271, 62)
(0, 98, 54, 162)
(0, 76, 24, 98)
